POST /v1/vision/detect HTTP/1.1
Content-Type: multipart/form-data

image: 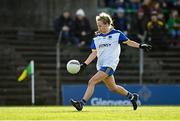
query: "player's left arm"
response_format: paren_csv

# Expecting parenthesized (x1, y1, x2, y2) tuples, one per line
(123, 39, 152, 51)
(123, 39, 139, 48)
(118, 31, 152, 51)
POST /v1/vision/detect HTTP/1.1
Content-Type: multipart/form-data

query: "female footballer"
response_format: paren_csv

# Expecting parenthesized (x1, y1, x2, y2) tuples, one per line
(71, 12, 152, 111)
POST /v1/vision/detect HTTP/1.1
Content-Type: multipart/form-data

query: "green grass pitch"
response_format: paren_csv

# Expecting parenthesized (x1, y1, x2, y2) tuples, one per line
(0, 106, 180, 120)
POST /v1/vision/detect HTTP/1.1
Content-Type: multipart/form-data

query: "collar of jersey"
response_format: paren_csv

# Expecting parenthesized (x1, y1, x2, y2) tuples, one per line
(99, 29, 117, 37)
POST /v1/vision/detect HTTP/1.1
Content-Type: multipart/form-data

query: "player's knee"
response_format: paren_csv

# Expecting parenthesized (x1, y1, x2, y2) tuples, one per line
(88, 79, 96, 86)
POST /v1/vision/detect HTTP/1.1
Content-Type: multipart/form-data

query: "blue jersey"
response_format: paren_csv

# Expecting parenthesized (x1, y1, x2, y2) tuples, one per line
(91, 29, 128, 71)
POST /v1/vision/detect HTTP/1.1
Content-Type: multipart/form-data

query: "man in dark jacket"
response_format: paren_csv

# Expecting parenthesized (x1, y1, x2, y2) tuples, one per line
(53, 10, 78, 45)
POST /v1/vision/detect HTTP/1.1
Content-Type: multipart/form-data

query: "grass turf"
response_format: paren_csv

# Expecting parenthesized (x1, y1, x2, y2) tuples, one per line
(0, 106, 179, 120)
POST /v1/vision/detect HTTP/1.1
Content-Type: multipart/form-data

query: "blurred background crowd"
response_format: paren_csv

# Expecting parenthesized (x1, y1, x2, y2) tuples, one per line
(53, 0, 180, 50)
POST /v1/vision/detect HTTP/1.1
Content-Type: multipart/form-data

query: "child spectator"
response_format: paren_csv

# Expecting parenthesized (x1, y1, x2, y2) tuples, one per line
(74, 8, 91, 47)
(167, 10, 180, 43)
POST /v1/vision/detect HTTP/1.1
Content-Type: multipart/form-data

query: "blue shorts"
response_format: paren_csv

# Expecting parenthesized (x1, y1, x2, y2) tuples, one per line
(99, 67, 114, 76)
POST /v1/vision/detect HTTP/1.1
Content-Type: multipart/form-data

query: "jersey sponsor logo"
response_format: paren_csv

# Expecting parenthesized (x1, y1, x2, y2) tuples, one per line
(90, 97, 141, 106)
(99, 43, 111, 48)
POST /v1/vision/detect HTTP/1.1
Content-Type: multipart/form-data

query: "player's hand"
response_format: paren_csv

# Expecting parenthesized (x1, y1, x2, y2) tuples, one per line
(79, 63, 87, 73)
(139, 44, 152, 51)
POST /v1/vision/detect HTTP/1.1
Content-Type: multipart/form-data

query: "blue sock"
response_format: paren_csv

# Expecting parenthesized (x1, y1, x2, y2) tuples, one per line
(80, 99, 86, 106)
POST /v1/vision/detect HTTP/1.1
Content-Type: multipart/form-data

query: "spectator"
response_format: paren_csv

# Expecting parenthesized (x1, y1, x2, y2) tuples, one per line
(74, 8, 91, 47)
(167, 10, 180, 43)
(146, 11, 168, 50)
(53, 10, 78, 45)
(113, 7, 128, 34)
(153, 1, 161, 13)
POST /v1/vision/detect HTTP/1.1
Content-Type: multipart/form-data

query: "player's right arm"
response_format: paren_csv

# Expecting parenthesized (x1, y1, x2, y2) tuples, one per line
(84, 50, 97, 65)
(84, 38, 97, 65)
(79, 39, 97, 73)
(79, 50, 97, 73)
